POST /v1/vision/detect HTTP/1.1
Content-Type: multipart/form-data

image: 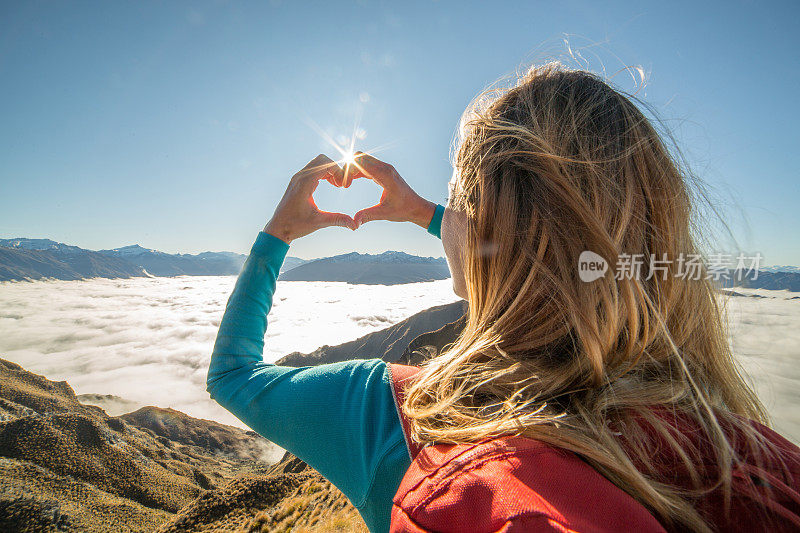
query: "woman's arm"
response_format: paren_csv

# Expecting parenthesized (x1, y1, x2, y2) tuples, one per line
(206, 153, 442, 530)
(206, 229, 409, 514)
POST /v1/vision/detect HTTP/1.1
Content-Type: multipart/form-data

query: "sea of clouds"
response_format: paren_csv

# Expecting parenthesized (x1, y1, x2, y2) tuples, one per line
(724, 288, 800, 442)
(0, 278, 797, 447)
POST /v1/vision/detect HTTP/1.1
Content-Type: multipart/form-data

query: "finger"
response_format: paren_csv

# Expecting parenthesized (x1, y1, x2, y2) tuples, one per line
(351, 151, 393, 187)
(341, 162, 371, 185)
(328, 163, 345, 187)
(317, 210, 358, 231)
(298, 154, 344, 187)
(342, 161, 358, 188)
(340, 160, 374, 188)
(353, 204, 386, 227)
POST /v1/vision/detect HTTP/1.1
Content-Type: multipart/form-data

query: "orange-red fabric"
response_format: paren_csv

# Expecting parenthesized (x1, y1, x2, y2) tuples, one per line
(388, 363, 800, 532)
(389, 362, 425, 459)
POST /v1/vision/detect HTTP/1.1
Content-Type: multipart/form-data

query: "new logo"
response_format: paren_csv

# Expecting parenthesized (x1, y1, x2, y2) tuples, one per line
(578, 251, 608, 282)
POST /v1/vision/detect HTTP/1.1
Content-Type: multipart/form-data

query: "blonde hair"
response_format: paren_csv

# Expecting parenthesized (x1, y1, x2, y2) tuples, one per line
(403, 62, 786, 531)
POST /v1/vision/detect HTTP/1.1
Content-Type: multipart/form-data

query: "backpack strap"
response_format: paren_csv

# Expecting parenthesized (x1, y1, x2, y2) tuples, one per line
(388, 363, 423, 460)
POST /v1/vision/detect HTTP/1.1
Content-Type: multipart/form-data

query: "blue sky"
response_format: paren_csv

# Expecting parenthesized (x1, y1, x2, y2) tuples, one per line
(1, 1, 798, 264)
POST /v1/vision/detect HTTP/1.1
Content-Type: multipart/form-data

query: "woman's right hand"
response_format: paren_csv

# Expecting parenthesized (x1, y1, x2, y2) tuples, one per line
(263, 154, 357, 244)
(346, 152, 437, 230)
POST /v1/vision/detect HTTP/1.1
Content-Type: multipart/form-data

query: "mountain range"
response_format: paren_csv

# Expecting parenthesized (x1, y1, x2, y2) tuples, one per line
(0, 238, 258, 281)
(277, 250, 451, 284)
(720, 268, 800, 292)
(0, 300, 468, 531)
(5, 237, 800, 290)
(0, 237, 451, 285)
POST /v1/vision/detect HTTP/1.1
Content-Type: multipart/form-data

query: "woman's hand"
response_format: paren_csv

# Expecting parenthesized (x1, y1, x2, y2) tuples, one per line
(263, 154, 358, 244)
(346, 152, 436, 230)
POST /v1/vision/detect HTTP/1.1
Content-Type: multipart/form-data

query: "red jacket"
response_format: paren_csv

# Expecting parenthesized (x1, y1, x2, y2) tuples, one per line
(388, 363, 800, 532)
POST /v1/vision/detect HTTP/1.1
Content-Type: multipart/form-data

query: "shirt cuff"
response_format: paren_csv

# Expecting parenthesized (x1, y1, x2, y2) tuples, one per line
(251, 231, 291, 269)
(426, 203, 445, 239)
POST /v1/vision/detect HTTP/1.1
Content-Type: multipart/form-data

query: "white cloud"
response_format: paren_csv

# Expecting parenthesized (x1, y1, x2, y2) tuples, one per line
(723, 289, 800, 442)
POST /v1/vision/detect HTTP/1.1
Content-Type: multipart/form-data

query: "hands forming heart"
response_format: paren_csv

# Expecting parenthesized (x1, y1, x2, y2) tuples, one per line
(263, 153, 437, 244)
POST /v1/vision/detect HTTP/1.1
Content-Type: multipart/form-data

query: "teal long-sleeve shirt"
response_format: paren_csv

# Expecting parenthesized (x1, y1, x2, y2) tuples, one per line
(206, 203, 445, 533)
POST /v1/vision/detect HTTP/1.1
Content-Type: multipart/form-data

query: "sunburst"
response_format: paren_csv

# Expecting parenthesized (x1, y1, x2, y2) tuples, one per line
(300, 104, 398, 182)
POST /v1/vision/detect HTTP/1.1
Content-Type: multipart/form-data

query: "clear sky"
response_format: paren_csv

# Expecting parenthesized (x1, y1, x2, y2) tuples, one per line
(1, 1, 798, 264)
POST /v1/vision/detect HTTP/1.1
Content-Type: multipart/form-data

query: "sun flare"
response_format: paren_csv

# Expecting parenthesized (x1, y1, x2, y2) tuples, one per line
(301, 101, 398, 172)
(342, 150, 356, 165)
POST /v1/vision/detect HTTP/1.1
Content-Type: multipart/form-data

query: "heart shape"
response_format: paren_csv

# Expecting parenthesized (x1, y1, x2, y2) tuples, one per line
(312, 173, 385, 220)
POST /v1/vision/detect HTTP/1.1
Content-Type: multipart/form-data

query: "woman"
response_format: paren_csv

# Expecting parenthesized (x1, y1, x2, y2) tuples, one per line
(207, 62, 800, 532)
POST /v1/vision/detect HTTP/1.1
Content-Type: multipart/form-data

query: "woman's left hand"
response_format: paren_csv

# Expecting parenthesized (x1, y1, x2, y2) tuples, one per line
(263, 154, 358, 244)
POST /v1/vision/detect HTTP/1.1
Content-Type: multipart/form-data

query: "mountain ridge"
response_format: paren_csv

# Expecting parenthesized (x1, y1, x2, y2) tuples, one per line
(0, 246, 149, 281)
(0, 237, 451, 283)
(7, 236, 800, 290)
(0, 237, 305, 281)
(278, 250, 451, 285)
(0, 357, 280, 531)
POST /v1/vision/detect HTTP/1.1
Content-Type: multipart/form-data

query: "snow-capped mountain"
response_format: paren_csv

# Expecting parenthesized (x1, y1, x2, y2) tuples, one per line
(760, 265, 800, 274)
(0, 238, 147, 281)
(0, 238, 87, 255)
(97, 244, 168, 258)
(0, 236, 309, 281)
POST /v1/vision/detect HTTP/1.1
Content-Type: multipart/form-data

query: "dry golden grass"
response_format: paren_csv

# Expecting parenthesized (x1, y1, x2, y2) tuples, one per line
(245, 477, 368, 533)
(159, 470, 368, 532)
(0, 358, 376, 533)
(0, 456, 172, 532)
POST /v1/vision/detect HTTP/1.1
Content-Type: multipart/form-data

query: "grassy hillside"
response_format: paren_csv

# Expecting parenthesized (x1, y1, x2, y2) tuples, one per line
(0, 358, 368, 532)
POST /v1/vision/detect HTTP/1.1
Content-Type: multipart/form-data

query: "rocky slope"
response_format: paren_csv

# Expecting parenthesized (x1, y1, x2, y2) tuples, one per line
(160, 464, 366, 533)
(276, 300, 467, 366)
(120, 407, 275, 463)
(0, 358, 275, 531)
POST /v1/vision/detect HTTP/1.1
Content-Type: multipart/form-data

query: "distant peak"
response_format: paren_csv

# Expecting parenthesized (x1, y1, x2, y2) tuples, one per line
(100, 244, 164, 256)
(0, 237, 85, 252)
